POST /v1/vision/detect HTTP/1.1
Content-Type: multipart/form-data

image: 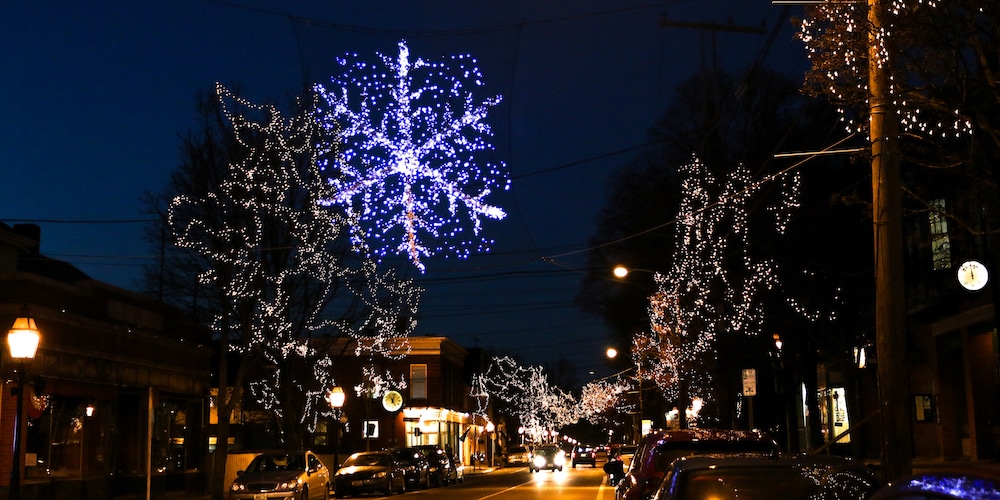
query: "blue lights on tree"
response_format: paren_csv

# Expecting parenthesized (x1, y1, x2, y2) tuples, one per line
(315, 40, 509, 271)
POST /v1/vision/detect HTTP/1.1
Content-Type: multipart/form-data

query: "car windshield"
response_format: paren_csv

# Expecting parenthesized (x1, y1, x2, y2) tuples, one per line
(391, 450, 421, 464)
(653, 442, 774, 473)
(535, 446, 560, 456)
(677, 466, 878, 499)
(344, 454, 390, 467)
(247, 453, 304, 472)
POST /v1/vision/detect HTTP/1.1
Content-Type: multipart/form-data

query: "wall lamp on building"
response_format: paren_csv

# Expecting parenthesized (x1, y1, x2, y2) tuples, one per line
(8, 314, 41, 500)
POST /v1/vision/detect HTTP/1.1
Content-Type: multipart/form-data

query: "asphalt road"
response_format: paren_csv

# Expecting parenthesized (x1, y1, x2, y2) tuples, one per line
(338, 464, 615, 500)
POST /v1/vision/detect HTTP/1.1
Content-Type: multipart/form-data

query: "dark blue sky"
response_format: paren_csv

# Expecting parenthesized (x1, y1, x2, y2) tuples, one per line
(1, 1, 807, 384)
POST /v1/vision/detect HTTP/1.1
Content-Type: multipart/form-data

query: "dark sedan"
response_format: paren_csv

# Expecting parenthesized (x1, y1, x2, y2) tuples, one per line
(651, 453, 881, 500)
(388, 447, 430, 490)
(413, 445, 454, 486)
(333, 451, 405, 498)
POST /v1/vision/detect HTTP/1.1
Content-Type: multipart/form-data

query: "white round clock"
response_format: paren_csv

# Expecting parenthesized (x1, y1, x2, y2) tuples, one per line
(957, 260, 989, 291)
(382, 390, 404, 412)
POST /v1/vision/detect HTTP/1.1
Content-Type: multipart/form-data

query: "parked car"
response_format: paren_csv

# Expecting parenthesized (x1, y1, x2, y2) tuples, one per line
(505, 445, 531, 466)
(229, 450, 332, 500)
(413, 445, 454, 486)
(870, 468, 1000, 499)
(573, 444, 598, 468)
(387, 447, 430, 490)
(530, 444, 566, 472)
(650, 453, 880, 500)
(616, 429, 780, 500)
(447, 451, 465, 484)
(332, 451, 405, 498)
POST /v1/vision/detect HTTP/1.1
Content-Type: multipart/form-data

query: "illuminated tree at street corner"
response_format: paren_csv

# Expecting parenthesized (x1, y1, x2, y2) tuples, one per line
(481, 356, 578, 441)
(315, 40, 510, 271)
(640, 156, 788, 426)
(168, 84, 421, 439)
(578, 377, 631, 423)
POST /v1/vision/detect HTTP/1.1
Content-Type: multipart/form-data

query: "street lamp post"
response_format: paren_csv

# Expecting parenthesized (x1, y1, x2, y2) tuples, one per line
(8, 315, 40, 500)
(327, 386, 346, 471)
(606, 346, 644, 444)
(484, 421, 495, 467)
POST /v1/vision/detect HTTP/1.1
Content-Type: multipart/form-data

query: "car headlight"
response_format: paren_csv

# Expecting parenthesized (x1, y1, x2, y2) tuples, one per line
(273, 480, 299, 492)
(374, 471, 387, 478)
(533, 456, 546, 467)
(555, 454, 566, 466)
(230, 483, 247, 492)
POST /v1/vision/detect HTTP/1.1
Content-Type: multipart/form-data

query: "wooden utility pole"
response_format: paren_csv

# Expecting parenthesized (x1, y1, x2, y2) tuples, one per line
(868, 0, 912, 481)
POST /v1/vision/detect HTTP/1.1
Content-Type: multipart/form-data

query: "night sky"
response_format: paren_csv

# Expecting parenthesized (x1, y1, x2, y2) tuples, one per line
(1, 1, 808, 384)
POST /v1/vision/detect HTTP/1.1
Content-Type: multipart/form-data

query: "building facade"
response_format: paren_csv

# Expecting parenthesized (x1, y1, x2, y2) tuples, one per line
(0, 223, 213, 498)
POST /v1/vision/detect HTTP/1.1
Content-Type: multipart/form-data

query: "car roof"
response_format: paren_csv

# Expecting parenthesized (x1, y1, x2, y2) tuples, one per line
(671, 453, 869, 469)
(659, 453, 880, 499)
(872, 468, 1000, 499)
(644, 429, 776, 445)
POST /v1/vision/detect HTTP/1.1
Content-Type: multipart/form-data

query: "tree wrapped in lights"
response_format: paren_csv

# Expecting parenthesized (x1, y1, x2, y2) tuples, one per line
(641, 156, 787, 428)
(315, 40, 510, 271)
(578, 377, 631, 424)
(168, 84, 421, 458)
(800, 0, 1000, 476)
(480, 356, 578, 442)
(799, 0, 1000, 210)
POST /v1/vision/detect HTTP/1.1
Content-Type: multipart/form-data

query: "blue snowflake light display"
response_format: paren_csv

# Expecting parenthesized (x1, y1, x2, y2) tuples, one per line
(315, 40, 509, 271)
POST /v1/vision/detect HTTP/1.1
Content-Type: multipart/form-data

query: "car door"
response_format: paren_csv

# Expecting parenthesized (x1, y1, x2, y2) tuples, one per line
(306, 453, 328, 499)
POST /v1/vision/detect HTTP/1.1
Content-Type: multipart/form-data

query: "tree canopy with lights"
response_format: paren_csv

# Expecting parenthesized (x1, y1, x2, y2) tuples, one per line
(167, 84, 421, 449)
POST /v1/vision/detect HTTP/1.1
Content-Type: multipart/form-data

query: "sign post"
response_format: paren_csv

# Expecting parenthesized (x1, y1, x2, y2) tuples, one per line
(742, 369, 757, 430)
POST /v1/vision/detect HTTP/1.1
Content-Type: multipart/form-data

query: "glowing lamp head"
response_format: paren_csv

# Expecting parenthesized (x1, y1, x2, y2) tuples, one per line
(328, 386, 346, 409)
(613, 266, 629, 278)
(606, 347, 618, 359)
(8, 316, 40, 360)
(485, 421, 495, 433)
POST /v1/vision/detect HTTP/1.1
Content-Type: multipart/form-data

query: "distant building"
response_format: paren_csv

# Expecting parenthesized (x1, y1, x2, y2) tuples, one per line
(311, 336, 491, 467)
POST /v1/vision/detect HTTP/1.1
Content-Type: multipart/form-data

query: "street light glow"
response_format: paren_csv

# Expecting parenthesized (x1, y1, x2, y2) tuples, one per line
(613, 266, 629, 278)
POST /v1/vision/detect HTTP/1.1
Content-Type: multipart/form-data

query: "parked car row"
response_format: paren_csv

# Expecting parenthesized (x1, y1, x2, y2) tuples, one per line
(333, 445, 463, 498)
(612, 428, 1000, 500)
(228, 445, 465, 500)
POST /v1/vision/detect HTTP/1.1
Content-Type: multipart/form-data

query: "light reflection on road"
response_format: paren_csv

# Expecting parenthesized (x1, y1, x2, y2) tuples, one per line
(530, 468, 571, 486)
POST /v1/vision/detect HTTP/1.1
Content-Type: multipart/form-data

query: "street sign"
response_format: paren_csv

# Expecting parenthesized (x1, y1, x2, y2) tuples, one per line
(742, 368, 757, 397)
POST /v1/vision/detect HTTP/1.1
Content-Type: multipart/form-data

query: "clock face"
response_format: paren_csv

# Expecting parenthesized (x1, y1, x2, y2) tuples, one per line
(382, 390, 404, 412)
(958, 260, 989, 291)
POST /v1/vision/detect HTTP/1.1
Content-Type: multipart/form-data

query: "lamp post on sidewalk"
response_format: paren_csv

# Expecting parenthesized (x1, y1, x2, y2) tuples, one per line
(327, 386, 346, 471)
(8, 315, 40, 500)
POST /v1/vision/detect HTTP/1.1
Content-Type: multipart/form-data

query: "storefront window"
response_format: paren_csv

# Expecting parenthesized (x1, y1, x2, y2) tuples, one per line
(819, 387, 851, 444)
(25, 395, 113, 480)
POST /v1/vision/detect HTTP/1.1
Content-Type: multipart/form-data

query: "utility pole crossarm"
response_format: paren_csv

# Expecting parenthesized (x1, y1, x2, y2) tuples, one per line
(659, 14, 767, 35)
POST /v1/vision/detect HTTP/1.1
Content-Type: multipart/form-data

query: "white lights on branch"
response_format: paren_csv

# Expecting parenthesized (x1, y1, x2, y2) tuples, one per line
(168, 84, 420, 434)
(798, 0, 976, 139)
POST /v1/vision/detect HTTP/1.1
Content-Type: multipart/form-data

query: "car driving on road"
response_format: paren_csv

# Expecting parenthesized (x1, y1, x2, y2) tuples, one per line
(530, 444, 566, 472)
